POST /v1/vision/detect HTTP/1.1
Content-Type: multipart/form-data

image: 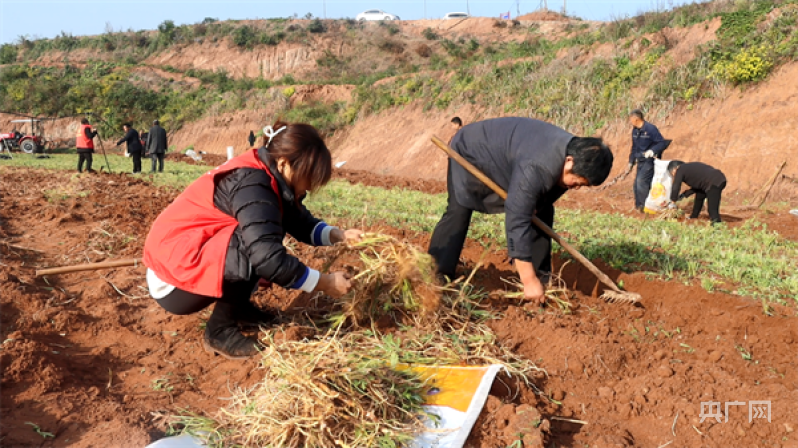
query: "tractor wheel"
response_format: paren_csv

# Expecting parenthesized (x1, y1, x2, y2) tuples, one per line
(20, 140, 36, 154)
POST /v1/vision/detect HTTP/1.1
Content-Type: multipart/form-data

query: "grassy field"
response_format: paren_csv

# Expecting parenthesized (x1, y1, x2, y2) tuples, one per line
(0, 153, 209, 190)
(3, 154, 796, 307)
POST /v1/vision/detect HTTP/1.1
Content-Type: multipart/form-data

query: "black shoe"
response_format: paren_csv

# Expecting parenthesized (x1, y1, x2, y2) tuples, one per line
(235, 302, 277, 330)
(537, 270, 552, 286)
(88, 169, 97, 174)
(202, 326, 262, 360)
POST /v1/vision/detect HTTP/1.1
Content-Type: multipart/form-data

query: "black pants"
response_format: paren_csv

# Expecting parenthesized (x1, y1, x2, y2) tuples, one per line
(156, 277, 259, 339)
(156, 277, 258, 316)
(150, 153, 164, 172)
(130, 151, 142, 173)
(691, 182, 726, 223)
(634, 158, 655, 209)
(77, 153, 93, 172)
(428, 163, 554, 279)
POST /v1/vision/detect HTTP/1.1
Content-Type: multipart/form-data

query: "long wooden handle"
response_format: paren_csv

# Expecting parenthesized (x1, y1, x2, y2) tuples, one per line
(431, 136, 623, 293)
(36, 258, 142, 277)
(753, 160, 786, 208)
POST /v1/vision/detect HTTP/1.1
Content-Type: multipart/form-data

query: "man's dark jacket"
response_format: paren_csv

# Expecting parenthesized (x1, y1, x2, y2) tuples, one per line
(629, 121, 671, 164)
(117, 128, 143, 153)
(146, 124, 168, 154)
(449, 117, 571, 261)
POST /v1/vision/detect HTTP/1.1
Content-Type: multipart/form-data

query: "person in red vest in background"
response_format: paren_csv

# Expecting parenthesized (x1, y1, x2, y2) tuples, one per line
(76, 117, 98, 173)
(143, 122, 363, 359)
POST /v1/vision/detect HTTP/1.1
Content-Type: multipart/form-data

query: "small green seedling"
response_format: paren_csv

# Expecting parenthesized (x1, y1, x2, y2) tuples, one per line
(152, 378, 174, 392)
(736, 345, 753, 361)
(25, 422, 54, 439)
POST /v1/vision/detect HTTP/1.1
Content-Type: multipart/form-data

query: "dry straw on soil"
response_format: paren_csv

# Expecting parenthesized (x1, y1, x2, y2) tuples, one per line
(329, 234, 440, 328)
(172, 235, 544, 448)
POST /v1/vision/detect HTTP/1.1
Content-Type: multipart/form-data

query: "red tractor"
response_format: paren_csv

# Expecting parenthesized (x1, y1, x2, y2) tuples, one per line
(0, 118, 47, 154)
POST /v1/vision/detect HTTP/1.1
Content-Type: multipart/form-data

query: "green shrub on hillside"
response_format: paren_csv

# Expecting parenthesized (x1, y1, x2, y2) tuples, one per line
(717, 1, 775, 45)
(0, 44, 17, 64)
(308, 19, 326, 34)
(233, 25, 257, 48)
(156, 20, 177, 49)
(280, 101, 347, 135)
(422, 28, 439, 41)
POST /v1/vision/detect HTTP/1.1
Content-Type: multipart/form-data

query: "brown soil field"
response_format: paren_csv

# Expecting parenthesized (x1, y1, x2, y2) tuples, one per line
(1, 167, 796, 448)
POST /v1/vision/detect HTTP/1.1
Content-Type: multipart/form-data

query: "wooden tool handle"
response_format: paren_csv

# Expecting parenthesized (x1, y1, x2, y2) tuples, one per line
(431, 136, 623, 293)
(36, 258, 142, 276)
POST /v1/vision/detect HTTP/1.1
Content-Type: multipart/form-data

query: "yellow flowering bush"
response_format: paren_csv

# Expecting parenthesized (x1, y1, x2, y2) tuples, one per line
(713, 45, 774, 84)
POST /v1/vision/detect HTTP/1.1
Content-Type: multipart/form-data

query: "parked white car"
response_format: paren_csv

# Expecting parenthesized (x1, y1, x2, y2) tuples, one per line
(443, 12, 470, 20)
(356, 10, 400, 21)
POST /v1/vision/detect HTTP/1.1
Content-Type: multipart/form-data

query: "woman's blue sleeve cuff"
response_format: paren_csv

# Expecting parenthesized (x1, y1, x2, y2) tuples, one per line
(311, 222, 336, 246)
(290, 266, 320, 292)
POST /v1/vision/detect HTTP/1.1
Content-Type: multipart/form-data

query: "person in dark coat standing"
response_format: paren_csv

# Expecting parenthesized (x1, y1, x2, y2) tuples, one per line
(146, 120, 168, 173)
(627, 109, 671, 211)
(428, 117, 614, 303)
(668, 161, 727, 224)
(75, 117, 98, 173)
(116, 123, 144, 173)
(248, 130, 256, 147)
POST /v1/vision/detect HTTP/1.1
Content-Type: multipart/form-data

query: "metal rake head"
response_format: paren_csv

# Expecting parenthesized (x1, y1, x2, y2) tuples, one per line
(600, 290, 642, 305)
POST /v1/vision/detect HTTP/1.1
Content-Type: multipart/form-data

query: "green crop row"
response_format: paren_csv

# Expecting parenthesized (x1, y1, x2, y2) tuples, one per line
(3, 156, 795, 306)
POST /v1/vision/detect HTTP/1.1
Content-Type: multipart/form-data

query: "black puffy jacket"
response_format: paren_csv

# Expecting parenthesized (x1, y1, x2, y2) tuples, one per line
(213, 147, 324, 287)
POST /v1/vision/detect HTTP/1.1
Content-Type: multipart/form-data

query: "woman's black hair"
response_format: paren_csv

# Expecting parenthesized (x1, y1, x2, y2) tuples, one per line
(264, 121, 332, 192)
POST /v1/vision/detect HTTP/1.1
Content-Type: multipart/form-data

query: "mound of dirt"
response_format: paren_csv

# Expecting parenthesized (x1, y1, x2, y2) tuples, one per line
(290, 84, 355, 105)
(334, 168, 445, 194)
(518, 10, 571, 21)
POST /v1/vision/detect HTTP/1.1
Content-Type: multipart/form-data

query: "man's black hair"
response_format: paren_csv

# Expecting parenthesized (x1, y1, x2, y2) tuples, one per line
(122, 123, 131, 128)
(565, 137, 614, 186)
(667, 160, 684, 174)
(153, 120, 160, 126)
(629, 109, 644, 120)
(451, 116, 463, 126)
(80, 117, 89, 125)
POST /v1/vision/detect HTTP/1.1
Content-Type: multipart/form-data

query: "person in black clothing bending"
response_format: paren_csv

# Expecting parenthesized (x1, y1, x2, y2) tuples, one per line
(428, 117, 614, 304)
(627, 109, 671, 211)
(116, 123, 144, 173)
(248, 130, 256, 147)
(669, 161, 727, 224)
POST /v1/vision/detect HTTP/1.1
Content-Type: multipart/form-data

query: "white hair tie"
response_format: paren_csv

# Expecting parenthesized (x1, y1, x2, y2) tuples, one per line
(263, 125, 286, 147)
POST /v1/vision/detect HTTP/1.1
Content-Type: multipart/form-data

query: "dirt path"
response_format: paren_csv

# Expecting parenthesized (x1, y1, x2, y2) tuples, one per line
(1, 168, 796, 448)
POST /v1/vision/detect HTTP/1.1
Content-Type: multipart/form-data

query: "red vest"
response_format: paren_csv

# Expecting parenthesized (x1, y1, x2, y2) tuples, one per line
(75, 124, 94, 149)
(143, 149, 280, 297)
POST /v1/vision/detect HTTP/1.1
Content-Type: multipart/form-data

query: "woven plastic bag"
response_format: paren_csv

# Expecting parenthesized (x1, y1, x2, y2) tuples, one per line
(643, 159, 674, 214)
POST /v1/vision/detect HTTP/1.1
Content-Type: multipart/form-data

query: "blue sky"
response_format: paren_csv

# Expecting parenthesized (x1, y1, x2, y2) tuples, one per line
(0, 0, 700, 45)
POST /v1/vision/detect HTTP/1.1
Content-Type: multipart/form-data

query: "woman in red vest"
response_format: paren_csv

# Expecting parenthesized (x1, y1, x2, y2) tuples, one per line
(143, 122, 361, 359)
(76, 117, 98, 173)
